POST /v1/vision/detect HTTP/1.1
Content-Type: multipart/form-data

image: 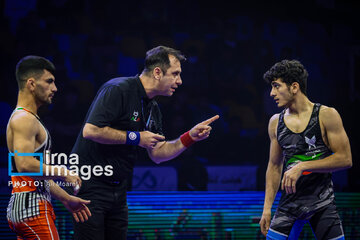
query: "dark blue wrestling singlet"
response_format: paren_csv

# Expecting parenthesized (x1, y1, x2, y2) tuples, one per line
(267, 103, 345, 240)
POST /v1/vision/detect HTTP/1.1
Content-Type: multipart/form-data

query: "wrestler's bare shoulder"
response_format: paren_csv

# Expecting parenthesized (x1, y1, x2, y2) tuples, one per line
(319, 105, 343, 129)
(319, 105, 339, 117)
(269, 113, 280, 127)
(268, 113, 280, 137)
(9, 111, 40, 133)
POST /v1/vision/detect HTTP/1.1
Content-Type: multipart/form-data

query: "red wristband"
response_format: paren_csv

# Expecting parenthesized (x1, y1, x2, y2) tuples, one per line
(180, 131, 195, 148)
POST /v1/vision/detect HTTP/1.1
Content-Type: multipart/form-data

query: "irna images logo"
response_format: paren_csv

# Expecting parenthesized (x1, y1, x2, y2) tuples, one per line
(8, 150, 43, 176)
(8, 150, 113, 180)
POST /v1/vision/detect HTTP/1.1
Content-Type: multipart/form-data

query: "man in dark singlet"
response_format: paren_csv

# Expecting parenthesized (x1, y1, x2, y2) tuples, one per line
(259, 60, 352, 239)
(6, 56, 92, 239)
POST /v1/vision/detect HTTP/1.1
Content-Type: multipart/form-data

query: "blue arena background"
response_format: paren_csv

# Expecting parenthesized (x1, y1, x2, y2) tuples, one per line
(1, 0, 360, 239)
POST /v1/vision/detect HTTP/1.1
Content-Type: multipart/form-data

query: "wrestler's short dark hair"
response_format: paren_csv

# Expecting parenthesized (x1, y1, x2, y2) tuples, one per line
(143, 46, 186, 75)
(263, 59, 308, 95)
(15, 55, 55, 90)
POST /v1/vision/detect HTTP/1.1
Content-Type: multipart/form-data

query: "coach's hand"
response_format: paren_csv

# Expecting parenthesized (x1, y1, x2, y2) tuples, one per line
(139, 131, 165, 149)
(62, 195, 91, 223)
(189, 115, 219, 141)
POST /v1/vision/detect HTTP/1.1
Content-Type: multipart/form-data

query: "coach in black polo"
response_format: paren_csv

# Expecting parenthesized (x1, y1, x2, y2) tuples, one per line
(71, 46, 219, 240)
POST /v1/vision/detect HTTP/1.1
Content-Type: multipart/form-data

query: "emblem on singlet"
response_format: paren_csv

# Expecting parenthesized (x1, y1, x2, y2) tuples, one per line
(305, 135, 316, 150)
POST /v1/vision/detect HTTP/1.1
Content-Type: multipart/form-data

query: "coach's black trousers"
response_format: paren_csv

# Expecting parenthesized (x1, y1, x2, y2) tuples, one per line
(73, 177, 128, 240)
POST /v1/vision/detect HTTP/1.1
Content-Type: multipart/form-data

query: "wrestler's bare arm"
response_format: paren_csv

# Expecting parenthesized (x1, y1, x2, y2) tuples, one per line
(49, 180, 91, 223)
(9, 112, 81, 186)
(259, 114, 283, 236)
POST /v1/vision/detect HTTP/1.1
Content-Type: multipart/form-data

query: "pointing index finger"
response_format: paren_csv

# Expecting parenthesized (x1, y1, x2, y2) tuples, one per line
(153, 134, 165, 141)
(201, 115, 219, 125)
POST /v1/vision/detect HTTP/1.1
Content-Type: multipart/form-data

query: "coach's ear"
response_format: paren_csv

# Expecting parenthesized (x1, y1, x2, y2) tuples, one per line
(153, 67, 162, 81)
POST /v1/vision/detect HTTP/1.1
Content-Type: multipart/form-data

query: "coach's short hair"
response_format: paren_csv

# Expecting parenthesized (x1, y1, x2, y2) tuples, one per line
(143, 46, 186, 75)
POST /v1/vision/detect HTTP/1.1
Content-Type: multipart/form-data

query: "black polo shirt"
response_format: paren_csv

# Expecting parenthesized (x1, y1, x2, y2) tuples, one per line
(72, 75, 163, 181)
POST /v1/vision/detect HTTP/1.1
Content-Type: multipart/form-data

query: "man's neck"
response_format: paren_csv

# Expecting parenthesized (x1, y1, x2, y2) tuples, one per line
(139, 73, 157, 99)
(17, 91, 39, 115)
(287, 95, 313, 115)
